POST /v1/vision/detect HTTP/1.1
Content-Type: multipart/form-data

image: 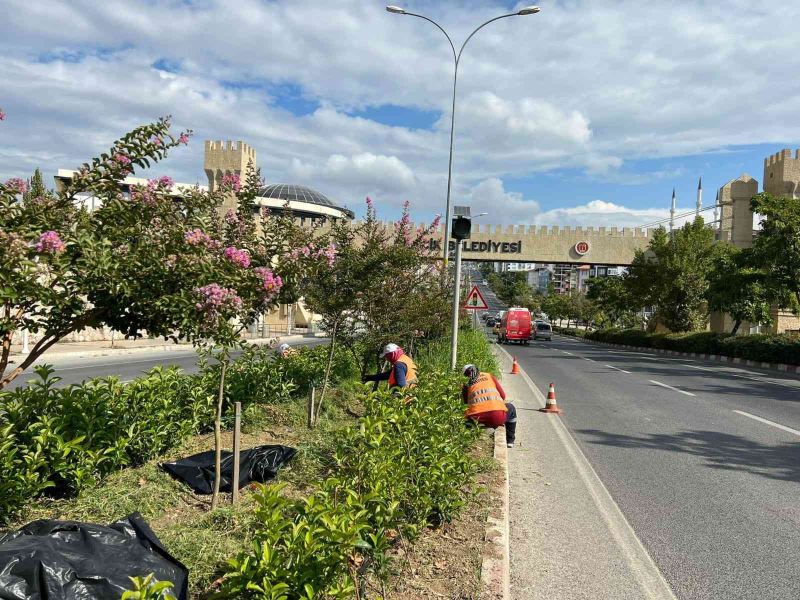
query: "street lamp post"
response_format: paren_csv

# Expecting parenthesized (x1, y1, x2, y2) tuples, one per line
(386, 5, 541, 266)
(449, 210, 488, 370)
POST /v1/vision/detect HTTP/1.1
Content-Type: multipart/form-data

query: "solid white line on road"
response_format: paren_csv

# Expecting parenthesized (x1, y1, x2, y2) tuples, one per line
(562, 350, 575, 356)
(648, 379, 696, 397)
(606, 365, 632, 374)
(733, 410, 800, 437)
(40, 354, 198, 371)
(493, 343, 678, 599)
(583, 357, 596, 362)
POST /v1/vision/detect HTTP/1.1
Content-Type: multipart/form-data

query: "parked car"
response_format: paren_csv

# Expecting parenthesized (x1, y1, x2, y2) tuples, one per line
(498, 307, 532, 345)
(533, 321, 553, 341)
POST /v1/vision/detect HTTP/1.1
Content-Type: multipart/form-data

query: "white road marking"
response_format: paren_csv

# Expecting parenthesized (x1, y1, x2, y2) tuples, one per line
(583, 357, 596, 362)
(562, 350, 575, 356)
(36, 354, 197, 372)
(606, 365, 632, 374)
(733, 410, 800, 438)
(648, 379, 696, 397)
(684, 364, 799, 390)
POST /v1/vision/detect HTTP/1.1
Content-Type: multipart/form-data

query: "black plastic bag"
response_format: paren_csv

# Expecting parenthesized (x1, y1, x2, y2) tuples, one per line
(0, 512, 188, 600)
(160, 444, 297, 494)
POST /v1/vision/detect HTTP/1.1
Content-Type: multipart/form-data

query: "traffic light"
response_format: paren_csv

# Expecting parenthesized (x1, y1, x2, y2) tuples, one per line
(451, 216, 471, 240)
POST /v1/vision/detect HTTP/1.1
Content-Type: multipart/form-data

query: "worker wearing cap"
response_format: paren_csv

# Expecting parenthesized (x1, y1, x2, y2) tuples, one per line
(362, 343, 418, 389)
(277, 343, 297, 359)
(462, 364, 517, 448)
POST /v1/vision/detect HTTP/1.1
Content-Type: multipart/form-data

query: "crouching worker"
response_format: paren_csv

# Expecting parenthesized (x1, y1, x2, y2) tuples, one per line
(277, 343, 297, 359)
(362, 343, 418, 390)
(462, 364, 517, 448)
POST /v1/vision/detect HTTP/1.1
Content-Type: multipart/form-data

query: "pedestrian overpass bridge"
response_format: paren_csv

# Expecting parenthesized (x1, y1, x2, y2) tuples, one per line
(428, 224, 655, 265)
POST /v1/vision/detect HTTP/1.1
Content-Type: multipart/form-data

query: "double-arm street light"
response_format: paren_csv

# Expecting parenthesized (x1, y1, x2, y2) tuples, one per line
(386, 4, 541, 265)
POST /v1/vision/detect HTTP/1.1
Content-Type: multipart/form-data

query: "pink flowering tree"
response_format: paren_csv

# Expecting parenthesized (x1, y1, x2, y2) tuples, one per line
(302, 197, 447, 403)
(0, 118, 296, 389)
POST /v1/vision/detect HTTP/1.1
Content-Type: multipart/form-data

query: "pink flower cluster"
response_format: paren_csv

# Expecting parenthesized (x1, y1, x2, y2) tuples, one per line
(0, 108, 6, 121)
(221, 173, 241, 193)
(184, 228, 221, 248)
(285, 243, 337, 266)
(254, 267, 283, 300)
(4, 178, 27, 195)
(195, 283, 243, 320)
(178, 133, 190, 145)
(223, 246, 251, 268)
(151, 136, 163, 147)
(35, 231, 66, 254)
(113, 152, 133, 175)
(157, 175, 173, 189)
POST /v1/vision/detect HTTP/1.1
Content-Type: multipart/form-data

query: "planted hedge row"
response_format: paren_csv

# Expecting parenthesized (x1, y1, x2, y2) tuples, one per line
(0, 344, 357, 523)
(217, 330, 498, 599)
(553, 326, 800, 366)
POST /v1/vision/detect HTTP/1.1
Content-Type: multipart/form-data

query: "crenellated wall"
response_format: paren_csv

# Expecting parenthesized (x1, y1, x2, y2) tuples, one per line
(310, 220, 656, 265)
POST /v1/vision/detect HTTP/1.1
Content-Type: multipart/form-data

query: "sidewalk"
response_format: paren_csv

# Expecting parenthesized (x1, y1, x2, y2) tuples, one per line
(492, 345, 677, 600)
(7, 333, 321, 363)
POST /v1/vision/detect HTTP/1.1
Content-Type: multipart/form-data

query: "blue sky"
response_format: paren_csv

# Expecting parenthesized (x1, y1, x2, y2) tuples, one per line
(2, 0, 800, 227)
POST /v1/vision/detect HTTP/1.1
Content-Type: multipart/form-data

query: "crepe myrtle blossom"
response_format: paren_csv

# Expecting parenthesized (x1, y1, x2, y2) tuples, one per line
(195, 284, 243, 321)
(223, 246, 251, 268)
(221, 173, 241, 193)
(253, 267, 283, 300)
(0, 108, 6, 121)
(184, 228, 221, 249)
(4, 178, 27, 195)
(178, 133, 190, 145)
(112, 153, 132, 174)
(35, 231, 66, 254)
(157, 175, 173, 189)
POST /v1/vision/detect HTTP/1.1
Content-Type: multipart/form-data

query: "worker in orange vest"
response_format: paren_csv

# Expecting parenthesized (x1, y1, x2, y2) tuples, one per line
(362, 343, 418, 389)
(462, 364, 517, 448)
(277, 343, 297, 359)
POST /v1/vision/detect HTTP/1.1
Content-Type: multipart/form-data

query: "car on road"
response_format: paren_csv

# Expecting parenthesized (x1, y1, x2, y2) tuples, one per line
(498, 308, 532, 345)
(533, 321, 553, 341)
(486, 315, 496, 327)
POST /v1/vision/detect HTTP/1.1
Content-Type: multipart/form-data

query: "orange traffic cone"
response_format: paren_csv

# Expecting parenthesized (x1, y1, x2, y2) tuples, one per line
(539, 382, 563, 414)
(510, 357, 520, 375)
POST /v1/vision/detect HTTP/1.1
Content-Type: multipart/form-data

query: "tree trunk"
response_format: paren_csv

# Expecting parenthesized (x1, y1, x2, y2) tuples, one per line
(315, 321, 337, 422)
(210, 359, 228, 511)
(731, 319, 742, 336)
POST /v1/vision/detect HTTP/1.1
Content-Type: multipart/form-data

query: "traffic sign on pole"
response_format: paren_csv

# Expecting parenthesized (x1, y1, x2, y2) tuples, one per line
(463, 285, 489, 310)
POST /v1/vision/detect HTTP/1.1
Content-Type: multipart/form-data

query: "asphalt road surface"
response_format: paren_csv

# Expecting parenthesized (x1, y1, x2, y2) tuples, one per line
(5, 337, 328, 390)
(469, 278, 799, 599)
(504, 333, 800, 600)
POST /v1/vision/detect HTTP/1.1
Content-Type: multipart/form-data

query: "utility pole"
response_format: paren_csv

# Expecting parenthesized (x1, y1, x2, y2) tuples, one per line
(713, 189, 719, 235)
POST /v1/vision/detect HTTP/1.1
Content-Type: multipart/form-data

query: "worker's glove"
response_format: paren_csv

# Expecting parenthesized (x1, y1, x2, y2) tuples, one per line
(362, 374, 378, 383)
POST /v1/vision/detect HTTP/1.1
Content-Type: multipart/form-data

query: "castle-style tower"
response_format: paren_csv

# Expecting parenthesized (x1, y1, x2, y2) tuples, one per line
(763, 148, 800, 199)
(204, 140, 257, 192)
(717, 174, 757, 249)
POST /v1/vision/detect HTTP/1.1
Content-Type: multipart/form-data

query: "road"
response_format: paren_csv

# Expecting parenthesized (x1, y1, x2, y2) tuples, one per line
(472, 280, 799, 599)
(4, 337, 328, 390)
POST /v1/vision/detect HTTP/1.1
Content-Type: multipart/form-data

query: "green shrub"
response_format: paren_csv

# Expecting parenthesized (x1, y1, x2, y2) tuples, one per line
(0, 343, 352, 523)
(581, 328, 800, 365)
(218, 331, 491, 599)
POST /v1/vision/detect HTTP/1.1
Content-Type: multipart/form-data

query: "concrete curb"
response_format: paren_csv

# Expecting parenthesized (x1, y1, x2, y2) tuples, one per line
(557, 334, 800, 375)
(480, 426, 510, 600)
(8, 334, 324, 364)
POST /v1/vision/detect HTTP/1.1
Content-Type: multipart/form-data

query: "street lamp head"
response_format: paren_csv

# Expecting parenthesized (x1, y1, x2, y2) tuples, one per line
(517, 6, 541, 15)
(386, 5, 406, 14)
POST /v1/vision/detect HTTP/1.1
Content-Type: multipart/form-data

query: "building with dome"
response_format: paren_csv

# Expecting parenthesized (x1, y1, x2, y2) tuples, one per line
(204, 140, 353, 223)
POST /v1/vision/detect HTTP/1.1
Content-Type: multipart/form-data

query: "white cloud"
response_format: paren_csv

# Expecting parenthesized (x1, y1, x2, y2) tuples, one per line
(2, 0, 800, 222)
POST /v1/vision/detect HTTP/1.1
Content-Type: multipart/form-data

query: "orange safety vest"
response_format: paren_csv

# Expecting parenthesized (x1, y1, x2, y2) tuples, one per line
(388, 354, 418, 388)
(464, 372, 508, 417)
